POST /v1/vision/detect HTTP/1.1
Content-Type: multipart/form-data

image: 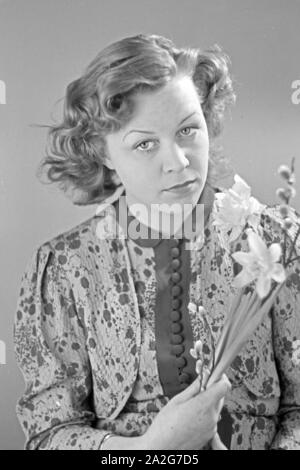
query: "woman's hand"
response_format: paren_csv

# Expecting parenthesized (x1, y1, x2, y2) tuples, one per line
(140, 375, 231, 450)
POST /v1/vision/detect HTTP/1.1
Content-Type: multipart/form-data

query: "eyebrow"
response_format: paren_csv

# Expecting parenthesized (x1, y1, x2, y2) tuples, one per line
(122, 111, 200, 141)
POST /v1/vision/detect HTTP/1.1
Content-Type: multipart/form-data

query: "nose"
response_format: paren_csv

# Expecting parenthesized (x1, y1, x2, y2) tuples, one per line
(162, 143, 190, 173)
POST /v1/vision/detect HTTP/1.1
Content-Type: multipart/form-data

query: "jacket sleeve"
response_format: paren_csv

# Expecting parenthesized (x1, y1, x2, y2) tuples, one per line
(14, 243, 109, 450)
(265, 207, 300, 449)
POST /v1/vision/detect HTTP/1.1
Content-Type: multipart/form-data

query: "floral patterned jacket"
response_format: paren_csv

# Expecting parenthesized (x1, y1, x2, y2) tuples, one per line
(14, 183, 300, 450)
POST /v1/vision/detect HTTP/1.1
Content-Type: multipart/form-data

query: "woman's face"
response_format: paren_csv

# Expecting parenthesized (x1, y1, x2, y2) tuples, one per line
(104, 75, 209, 209)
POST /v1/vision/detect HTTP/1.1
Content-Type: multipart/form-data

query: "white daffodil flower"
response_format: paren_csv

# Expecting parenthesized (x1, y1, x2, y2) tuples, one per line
(231, 230, 286, 298)
(213, 174, 265, 244)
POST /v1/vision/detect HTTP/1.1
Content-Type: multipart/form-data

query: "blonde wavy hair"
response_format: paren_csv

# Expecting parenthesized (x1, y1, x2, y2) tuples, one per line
(39, 33, 236, 205)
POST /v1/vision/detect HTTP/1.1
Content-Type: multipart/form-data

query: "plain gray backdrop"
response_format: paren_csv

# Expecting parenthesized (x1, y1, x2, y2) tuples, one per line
(0, 0, 299, 450)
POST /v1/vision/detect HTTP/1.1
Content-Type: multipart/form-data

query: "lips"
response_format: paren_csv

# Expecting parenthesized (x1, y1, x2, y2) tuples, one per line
(165, 178, 196, 191)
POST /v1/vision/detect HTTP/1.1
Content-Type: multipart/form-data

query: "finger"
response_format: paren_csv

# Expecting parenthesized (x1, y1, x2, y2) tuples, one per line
(201, 367, 211, 391)
(221, 373, 231, 387)
(216, 397, 225, 416)
(207, 377, 231, 403)
(211, 433, 228, 450)
(174, 376, 201, 403)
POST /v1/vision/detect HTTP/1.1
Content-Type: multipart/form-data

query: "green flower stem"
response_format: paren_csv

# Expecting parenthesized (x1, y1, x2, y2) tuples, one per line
(283, 229, 287, 265)
(286, 255, 300, 265)
(286, 224, 300, 266)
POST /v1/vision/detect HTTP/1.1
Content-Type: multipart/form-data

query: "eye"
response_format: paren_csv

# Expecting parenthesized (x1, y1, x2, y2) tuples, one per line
(135, 140, 156, 153)
(179, 126, 198, 136)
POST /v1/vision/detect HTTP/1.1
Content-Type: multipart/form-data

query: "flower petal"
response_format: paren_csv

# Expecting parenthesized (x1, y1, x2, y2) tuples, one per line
(232, 269, 256, 288)
(197, 306, 206, 315)
(232, 251, 255, 266)
(196, 359, 203, 375)
(247, 231, 268, 259)
(269, 243, 282, 263)
(228, 226, 243, 243)
(256, 275, 272, 299)
(249, 196, 264, 214)
(271, 263, 286, 283)
(190, 348, 197, 359)
(188, 302, 197, 313)
(194, 340, 203, 355)
(232, 174, 251, 199)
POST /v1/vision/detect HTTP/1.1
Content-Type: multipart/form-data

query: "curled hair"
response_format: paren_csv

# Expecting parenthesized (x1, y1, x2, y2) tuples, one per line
(39, 33, 236, 205)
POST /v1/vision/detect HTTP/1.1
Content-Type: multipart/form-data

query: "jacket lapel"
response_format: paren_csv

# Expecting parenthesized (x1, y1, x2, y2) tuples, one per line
(92, 203, 141, 419)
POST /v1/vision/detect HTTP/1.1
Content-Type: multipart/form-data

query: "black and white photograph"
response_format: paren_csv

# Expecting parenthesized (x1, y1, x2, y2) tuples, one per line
(0, 0, 300, 451)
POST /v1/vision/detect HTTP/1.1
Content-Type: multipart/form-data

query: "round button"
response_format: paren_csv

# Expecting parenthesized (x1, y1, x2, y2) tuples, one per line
(171, 334, 184, 345)
(171, 272, 181, 284)
(171, 259, 181, 270)
(172, 298, 181, 309)
(176, 356, 187, 368)
(171, 285, 182, 297)
(171, 344, 185, 356)
(171, 322, 182, 334)
(170, 238, 180, 247)
(170, 310, 181, 321)
(179, 372, 190, 384)
(171, 247, 180, 258)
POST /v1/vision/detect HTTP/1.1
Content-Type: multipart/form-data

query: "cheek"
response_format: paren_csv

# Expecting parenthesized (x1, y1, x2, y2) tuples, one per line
(190, 147, 209, 169)
(118, 159, 153, 187)
(198, 133, 209, 151)
(190, 132, 209, 154)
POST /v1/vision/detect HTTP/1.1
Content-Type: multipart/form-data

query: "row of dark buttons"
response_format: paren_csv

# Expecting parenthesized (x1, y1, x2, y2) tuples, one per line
(169, 238, 191, 386)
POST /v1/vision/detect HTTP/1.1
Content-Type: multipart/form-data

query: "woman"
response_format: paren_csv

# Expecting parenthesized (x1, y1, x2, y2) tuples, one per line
(14, 33, 300, 450)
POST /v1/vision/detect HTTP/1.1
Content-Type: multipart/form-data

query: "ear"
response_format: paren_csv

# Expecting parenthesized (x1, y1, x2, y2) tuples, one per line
(103, 155, 115, 171)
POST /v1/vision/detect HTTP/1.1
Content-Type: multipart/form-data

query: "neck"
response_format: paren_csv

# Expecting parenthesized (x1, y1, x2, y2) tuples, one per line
(123, 182, 215, 240)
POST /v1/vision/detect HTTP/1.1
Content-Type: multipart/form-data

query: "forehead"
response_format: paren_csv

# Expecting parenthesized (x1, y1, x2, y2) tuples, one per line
(128, 76, 201, 125)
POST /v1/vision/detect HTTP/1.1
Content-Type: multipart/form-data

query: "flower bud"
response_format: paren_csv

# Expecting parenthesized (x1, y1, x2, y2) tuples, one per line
(278, 165, 291, 180)
(276, 188, 287, 201)
(195, 339, 203, 351)
(197, 305, 206, 315)
(190, 339, 203, 359)
(279, 204, 289, 218)
(188, 302, 197, 313)
(288, 174, 296, 185)
(283, 218, 293, 230)
(276, 187, 296, 202)
(196, 359, 203, 375)
(285, 186, 297, 199)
